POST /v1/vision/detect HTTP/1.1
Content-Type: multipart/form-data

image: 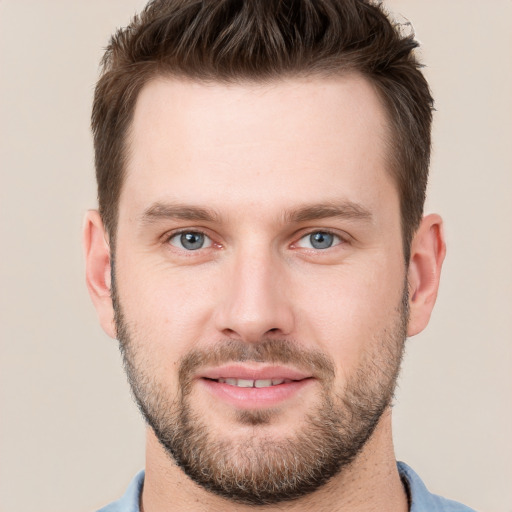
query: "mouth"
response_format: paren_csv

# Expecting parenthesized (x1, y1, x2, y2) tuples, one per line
(197, 365, 314, 409)
(208, 377, 295, 388)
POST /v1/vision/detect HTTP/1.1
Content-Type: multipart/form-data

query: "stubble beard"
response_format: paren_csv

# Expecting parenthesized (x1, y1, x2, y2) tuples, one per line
(112, 276, 409, 506)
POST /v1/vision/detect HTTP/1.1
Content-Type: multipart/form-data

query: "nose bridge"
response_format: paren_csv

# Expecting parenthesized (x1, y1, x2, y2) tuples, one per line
(215, 240, 294, 341)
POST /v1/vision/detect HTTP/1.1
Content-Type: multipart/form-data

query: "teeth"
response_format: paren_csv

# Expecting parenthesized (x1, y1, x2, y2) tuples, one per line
(237, 379, 254, 388)
(254, 379, 272, 388)
(217, 378, 291, 388)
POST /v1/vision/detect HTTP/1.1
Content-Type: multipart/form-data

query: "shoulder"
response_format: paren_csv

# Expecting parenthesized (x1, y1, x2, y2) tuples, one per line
(96, 470, 145, 512)
(398, 462, 478, 512)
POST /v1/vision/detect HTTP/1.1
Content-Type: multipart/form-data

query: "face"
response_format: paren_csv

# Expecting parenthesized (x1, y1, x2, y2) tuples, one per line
(112, 75, 408, 504)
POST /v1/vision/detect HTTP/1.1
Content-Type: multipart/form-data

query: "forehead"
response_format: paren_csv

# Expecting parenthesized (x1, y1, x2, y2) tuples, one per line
(122, 74, 395, 219)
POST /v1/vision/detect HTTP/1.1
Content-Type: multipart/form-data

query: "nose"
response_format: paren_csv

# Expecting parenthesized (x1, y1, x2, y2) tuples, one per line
(213, 246, 295, 342)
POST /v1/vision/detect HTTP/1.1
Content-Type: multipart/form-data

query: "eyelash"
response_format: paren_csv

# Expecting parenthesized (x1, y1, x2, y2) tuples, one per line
(164, 228, 348, 253)
(166, 230, 215, 251)
(294, 230, 345, 250)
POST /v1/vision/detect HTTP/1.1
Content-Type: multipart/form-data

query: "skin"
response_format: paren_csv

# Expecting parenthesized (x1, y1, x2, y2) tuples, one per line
(84, 74, 445, 511)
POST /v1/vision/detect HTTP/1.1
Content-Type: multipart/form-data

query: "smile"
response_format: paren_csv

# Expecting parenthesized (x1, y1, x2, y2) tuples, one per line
(215, 378, 293, 388)
(198, 367, 314, 409)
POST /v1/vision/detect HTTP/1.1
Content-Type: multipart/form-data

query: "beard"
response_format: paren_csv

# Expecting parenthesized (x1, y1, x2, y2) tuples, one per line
(112, 276, 409, 506)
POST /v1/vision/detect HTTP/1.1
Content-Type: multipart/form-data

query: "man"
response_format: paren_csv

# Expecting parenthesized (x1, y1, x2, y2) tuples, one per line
(83, 0, 476, 510)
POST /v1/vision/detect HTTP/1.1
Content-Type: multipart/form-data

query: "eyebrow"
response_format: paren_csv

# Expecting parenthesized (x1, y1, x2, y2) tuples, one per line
(139, 202, 220, 224)
(139, 200, 373, 226)
(284, 201, 373, 224)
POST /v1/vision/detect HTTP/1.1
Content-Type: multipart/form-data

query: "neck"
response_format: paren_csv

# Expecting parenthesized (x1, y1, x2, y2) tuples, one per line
(141, 409, 408, 512)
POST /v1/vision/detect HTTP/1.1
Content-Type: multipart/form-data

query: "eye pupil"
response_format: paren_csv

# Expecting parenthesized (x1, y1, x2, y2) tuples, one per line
(181, 232, 204, 250)
(310, 232, 334, 249)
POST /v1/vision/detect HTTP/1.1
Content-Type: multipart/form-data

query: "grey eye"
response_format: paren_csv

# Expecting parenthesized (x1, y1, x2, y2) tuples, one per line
(297, 231, 340, 250)
(169, 231, 212, 251)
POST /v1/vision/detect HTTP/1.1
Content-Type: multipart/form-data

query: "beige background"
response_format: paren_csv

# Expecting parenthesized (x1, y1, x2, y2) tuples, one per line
(1, 1, 511, 511)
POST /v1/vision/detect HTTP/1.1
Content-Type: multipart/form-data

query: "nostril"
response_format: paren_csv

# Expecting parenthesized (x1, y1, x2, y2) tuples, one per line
(221, 328, 238, 338)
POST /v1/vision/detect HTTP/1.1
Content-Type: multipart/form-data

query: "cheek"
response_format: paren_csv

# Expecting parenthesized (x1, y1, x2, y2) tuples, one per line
(294, 258, 405, 371)
(114, 251, 220, 358)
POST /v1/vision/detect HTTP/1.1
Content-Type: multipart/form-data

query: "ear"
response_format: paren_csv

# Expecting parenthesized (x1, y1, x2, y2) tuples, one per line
(407, 214, 446, 337)
(83, 210, 116, 339)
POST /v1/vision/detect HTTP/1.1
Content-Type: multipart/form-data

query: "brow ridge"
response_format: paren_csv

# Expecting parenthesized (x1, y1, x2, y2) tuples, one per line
(285, 201, 373, 223)
(140, 202, 220, 224)
(139, 200, 372, 226)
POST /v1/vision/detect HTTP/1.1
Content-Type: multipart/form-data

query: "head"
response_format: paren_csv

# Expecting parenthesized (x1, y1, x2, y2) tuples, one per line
(85, 0, 445, 506)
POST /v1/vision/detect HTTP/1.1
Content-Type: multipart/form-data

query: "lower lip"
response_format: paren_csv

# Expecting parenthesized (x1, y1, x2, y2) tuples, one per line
(199, 378, 313, 409)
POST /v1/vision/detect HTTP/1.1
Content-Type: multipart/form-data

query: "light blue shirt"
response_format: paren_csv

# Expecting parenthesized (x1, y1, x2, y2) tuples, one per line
(97, 462, 477, 511)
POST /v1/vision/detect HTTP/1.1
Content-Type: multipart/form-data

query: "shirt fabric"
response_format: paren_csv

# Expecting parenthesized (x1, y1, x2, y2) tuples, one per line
(97, 461, 477, 511)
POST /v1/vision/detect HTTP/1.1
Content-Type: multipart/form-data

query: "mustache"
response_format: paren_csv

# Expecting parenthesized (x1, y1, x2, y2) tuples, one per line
(178, 339, 336, 387)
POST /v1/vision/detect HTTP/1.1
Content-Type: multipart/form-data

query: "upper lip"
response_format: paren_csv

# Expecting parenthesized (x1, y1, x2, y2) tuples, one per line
(198, 364, 312, 381)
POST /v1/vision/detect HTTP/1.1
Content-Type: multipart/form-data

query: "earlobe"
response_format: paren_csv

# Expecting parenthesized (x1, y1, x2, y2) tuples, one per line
(83, 210, 116, 339)
(407, 214, 446, 337)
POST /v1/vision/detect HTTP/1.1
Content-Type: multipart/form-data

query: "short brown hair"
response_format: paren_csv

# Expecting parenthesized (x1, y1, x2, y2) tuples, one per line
(92, 0, 433, 260)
